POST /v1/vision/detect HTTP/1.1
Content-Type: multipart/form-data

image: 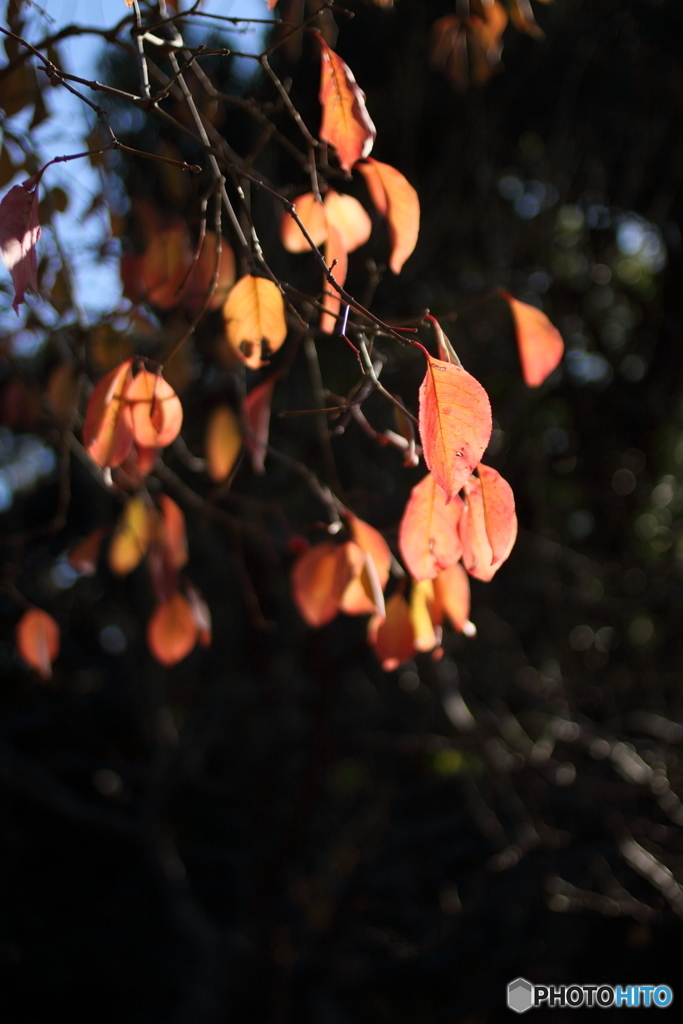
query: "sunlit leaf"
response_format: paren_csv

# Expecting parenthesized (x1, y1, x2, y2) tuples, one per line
(368, 592, 415, 671)
(337, 540, 384, 617)
(69, 527, 107, 576)
(123, 369, 183, 450)
(158, 494, 188, 570)
(319, 223, 347, 334)
(356, 159, 420, 273)
(318, 36, 377, 174)
(108, 496, 152, 577)
(417, 349, 492, 502)
(281, 192, 328, 253)
(478, 463, 517, 565)
(147, 592, 199, 666)
(82, 358, 134, 469)
(502, 292, 564, 387)
(244, 374, 277, 474)
(322, 190, 372, 252)
(410, 579, 441, 652)
(0, 177, 40, 312)
(345, 511, 391, 591)
(433, 562, 474, 634)
(398, 472, 463, 580)
(223, 274, 287, 369)
(15, 608, 59, 681)
(206, 405, 242, 482)
(291, 542, 348, 627)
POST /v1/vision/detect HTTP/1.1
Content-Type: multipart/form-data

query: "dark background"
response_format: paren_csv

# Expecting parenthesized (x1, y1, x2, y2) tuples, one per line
(2, 0, 683, 1020)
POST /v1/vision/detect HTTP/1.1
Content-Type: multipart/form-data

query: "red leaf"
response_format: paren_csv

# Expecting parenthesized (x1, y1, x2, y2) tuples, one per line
(318, 37, 376, 174)
(433, 562, 473, 634)
(147, 592, 199, 666)
(398, 472, 463, 580)
(356, 159, 420, 273)
(16, 608, 59, 681)
(502, 292, 564, 387)
(291, 542, 349, 627)
(123, 369, 183, 450)
(417, 348, 492, 502)
(368, 592, 415, 671)
(244, 374, 277, 474)
(82, 359, 135, 469)
(0, 178, 41, 312)
(477, 463, 517, 566)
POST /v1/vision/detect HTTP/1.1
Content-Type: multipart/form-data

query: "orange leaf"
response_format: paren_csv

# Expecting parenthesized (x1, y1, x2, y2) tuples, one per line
(318, 36, 376, 174)
(338, 540, 385, 618)
(502, 293, 564, 387)
(16, 608, 59, 681)
(459, 470, 515, 582)
(244, 374, 277, 474)
(368, 592, 415, 671)
(478, 463, 517, 566)
(82, 358, 134, 468)
(398, 472, 463, 581)
(345, 512, 391, 591)
(291, 542, 349, 627)
(410, 579, 441, 653)
(69, 526, 107, 576)
(319, 223, 347, 334)
(158, 494, 188, 570)
(108, 496, 152, 577)
(184, 231, 236, 313)
(123, 369, 183, 450)
(322, 190, 372, 252)
(356, 159, 420, 274)
(417, 349, 492, 503)
(205, 405, 242, 482)
(147, 592, 199, 666)
(223, 274, 287, 369)
(281, 193, 328, 253)
(0, 178, 41, 312)
(432, 562, 474, 634)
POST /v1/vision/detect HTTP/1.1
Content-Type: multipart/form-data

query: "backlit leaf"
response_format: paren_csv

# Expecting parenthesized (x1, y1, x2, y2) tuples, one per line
(318, 36, 376, 174)
(502, 292, 564, 387)
(368, 592, 415, 671)
(322, 190, 372, 252)
(398, 472, 463, 580)
(459, 470, 516, 582)
(223, 275, 287, 369)
(147, 592, 199, 666)
(291, 542, 348, 627)
(319, 223, 347, 334)
(82, 358, 134, 468)
(0, 177, 40, 312)
(337, 540, 384, 617)
(345, 512, 391, 591)
(123, 369, 183, 450)
(158, 494, 188, 570)
(108, 496, 152, 577)
(244, 374, 277, 474)
(16, 608, 59, 681)
(433, 562, 473, 634)
(410, 579, 441, 653)
(206, 405, 242, 482)
(281, 192, 328, 253)
(356, 159, 420, 273)
(478, 463, 517, 566)
(417, 349, 492, 502)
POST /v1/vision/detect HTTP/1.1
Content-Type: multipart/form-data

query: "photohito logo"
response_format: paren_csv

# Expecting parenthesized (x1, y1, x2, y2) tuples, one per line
(507, 979, 673, 1013)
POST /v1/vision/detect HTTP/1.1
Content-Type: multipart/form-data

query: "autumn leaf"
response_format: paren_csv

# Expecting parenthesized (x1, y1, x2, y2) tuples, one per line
(410, 579, 441, 653)
(82, 358, 134, 468)
(356, 159, 420, 274)
(281, 190, 370, 254)
(291, 542, 349, 627)
(0, 177, 41, 312)
(147, 592, 199, 666)
(206, 405, 242, 482)
(429, 2, 508, 90)
(345, 512, 391, 591)
(16, 608, 60, 681)
(121, 220, 194, 310)
(322, 190, 372, 252)
(69, 527, 107, 576)
(433, 562, 474, 635)
(223, 275, 287, 369)
(501, 292, 564, 387)
(398, 472, 463, 581)
(417, 347, 492, 502)
(281, 192, 328, 253)
(368, 592, 415, 671)
(108, 496, 152, 577)
(338, 540, 386, 618)
(319, 223, 347, 334)
(318, 36, 377, 174)
(478, 463, 517, 566)
(244, 374, 277, 474)
(183, 231, 236, 313)
(158, 494, 188, 570)
(123, 369, 183, 451)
